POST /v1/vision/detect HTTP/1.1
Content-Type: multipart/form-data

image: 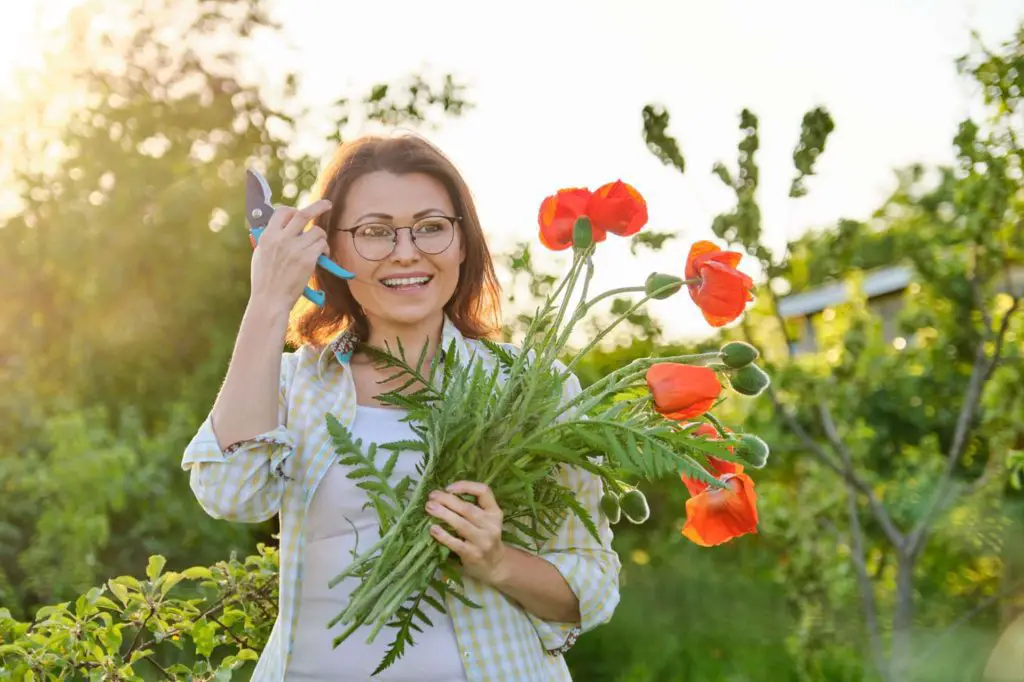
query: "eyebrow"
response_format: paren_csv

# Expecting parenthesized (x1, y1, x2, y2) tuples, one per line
(353, 208, 448, 223)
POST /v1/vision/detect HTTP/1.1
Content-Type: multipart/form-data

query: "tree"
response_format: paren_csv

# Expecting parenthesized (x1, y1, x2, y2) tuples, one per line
(642, 27, 1023, 682)
(0, 0, 470, 618)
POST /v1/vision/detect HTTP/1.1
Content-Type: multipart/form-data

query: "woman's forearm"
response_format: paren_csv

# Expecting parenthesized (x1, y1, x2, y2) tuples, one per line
(490, 546, 580, 623)
(209, 297, 291, 449)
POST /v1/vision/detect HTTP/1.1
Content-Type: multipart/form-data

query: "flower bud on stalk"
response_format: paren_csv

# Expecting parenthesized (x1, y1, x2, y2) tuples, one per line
(730, 364, 771, 396)
(644, 273, 684, 300)
(600, 491, 622, 524)
(573, 217, 594, 251)
(619, 488, 651, 524)
(719, 341, 759, 369)
(734, 434, 770, 468)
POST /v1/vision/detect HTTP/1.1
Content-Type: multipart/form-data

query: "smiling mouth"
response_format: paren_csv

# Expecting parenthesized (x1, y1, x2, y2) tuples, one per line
(380, 275, 434, 290)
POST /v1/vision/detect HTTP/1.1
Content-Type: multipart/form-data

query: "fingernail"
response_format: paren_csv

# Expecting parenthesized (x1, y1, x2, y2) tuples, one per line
(426, 502, 438, 511)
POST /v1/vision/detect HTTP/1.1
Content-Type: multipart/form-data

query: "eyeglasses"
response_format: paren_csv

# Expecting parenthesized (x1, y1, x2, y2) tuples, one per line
(336, 215, 460, 261)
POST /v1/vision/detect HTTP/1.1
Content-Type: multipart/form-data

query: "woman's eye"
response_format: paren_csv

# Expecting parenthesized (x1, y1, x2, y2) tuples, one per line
(414, 219, 446, 234)
(357, 224, 394, 238)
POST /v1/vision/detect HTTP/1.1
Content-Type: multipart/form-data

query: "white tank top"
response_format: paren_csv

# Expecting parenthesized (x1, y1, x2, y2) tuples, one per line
(287, 405, 468, 681)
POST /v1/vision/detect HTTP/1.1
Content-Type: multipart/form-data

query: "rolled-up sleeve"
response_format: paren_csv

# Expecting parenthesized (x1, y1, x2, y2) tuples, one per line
(180, 351, 298, 523)
(525, 363, 622, 654)
(525, 462, 621, 654)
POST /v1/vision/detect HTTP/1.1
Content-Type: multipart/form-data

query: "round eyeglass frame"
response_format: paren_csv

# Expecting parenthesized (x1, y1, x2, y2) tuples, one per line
(335, 215, 462, 261)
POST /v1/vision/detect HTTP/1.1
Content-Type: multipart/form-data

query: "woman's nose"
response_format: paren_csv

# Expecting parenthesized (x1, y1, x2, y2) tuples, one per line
(389, 228, 420, 262)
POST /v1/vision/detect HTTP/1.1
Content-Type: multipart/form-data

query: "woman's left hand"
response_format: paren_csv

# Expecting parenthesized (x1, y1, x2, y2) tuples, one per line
(425, 481, 509, 586)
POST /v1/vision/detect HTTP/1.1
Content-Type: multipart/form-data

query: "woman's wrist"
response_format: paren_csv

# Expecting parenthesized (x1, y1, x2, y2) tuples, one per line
(245, 295, 294, 331)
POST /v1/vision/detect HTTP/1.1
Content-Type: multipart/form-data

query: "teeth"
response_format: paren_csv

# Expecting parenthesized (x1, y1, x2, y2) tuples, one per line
(382, 276, 431, 288)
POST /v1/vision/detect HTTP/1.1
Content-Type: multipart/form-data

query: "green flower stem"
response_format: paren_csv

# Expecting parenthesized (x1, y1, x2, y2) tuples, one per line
(704, 412, 731, 439)
(328, 532, 430, 629)
(579, 285, 647, 311)
(578, 277, 699, 314)
(538, 250, 588, 368)
(490, 250, 587, 422)
(558, 351, 722, 420)
(365, 541, 438, 642)
(548, 253, 597, 359)
(562, 278, 699, 376)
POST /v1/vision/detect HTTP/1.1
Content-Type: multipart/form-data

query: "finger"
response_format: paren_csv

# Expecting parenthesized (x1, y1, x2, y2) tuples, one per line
(425, 497, 486, 541)
(429, 524, 474, 559)
(302, 238, 330, 264)
(282, 200, 333, 238)
(429, 490, 487, 527)
(445, 481, 499, 513)
(299, 225, 328, 245)
(263, 205, 297, 235)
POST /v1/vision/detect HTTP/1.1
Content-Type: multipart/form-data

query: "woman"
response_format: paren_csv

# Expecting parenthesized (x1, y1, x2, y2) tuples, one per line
(182, 134, 621, 681)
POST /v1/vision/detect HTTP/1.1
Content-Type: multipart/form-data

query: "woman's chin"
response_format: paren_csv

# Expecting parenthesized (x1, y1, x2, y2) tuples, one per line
(367, 302, 445, 330)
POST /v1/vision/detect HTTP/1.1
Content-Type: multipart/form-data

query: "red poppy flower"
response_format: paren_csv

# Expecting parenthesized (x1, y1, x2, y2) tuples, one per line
(586, 180, 648, 237)
(680, 423, 742, 497)
(685, 241, 755, 327)
(646, 363, 721, 421)
(538, 188, 605, 251)
(682, 472, 759, 547)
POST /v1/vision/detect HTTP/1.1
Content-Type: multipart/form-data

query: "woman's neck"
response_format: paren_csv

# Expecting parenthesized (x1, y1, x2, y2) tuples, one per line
(357, 315, 445, 371)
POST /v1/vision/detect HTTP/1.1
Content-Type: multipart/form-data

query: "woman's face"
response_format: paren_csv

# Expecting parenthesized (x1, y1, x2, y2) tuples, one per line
(332, 171, 465, 335)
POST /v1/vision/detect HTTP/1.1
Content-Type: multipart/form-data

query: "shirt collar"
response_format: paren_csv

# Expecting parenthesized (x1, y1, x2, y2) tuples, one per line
(316, 314, 470, 382)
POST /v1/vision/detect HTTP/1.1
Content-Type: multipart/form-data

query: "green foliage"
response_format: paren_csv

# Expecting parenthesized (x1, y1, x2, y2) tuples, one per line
(0, 546, 279, 680)
(640, 104, 686, 173)
(790, 107, 836, 198)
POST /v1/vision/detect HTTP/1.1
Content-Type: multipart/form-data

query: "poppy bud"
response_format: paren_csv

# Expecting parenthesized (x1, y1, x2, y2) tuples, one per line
(720, 341, 759, 369)
(600, 492, 622, 524)
(573, 217, 594, 251)
(619, 489, 651, 524)
(735, 434, 770, 468)
(644, 273, 684, 300)
(730, 364, 770, 396)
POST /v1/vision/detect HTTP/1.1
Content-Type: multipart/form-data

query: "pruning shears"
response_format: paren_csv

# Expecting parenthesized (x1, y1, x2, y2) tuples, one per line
(245, 168, 354, 307)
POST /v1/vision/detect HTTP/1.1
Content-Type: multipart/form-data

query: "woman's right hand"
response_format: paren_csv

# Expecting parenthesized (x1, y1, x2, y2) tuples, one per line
(248, 199, 334, 314)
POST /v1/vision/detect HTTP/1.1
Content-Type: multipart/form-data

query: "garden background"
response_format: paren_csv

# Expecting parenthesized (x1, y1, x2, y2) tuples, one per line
(1, 1, 1023, 680)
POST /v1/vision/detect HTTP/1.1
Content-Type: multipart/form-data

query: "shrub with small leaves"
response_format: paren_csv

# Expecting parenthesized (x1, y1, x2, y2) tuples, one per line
(0, 545, 281, 681)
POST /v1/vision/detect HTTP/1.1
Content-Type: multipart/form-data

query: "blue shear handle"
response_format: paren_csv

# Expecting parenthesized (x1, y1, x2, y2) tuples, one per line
(250, 227, 355, 308)
(316, 254, 355, 280)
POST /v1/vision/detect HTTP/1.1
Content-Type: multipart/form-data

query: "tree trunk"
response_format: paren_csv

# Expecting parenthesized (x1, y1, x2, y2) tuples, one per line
(890, 555, 916, 680)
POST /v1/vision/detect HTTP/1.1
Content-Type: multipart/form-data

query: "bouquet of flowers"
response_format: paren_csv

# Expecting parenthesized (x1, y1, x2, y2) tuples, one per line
(324, 181, 769, 674)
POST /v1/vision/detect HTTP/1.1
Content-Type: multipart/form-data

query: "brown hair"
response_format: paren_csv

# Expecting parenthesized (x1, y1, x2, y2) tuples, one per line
(286, 134, 503, 348)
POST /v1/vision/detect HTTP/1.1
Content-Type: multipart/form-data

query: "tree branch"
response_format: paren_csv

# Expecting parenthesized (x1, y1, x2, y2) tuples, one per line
(907, 291, 1021, 556)
(766, 386, 905, 546)
(845, 482, 891, 680)
(817, 512, 892, 681)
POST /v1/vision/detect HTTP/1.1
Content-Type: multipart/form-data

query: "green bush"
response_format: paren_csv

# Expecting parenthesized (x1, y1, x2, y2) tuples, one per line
(0, 546, 279, 681)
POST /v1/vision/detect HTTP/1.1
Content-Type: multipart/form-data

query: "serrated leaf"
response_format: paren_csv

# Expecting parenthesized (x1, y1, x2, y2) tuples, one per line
(146, 556, 166, 581)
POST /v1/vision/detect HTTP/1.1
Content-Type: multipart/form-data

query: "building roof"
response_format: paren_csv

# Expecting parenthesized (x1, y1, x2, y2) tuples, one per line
(777, 264, 914, 318)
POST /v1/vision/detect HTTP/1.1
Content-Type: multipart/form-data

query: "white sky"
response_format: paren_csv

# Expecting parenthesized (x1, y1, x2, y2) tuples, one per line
(2, 0, 1023, 340)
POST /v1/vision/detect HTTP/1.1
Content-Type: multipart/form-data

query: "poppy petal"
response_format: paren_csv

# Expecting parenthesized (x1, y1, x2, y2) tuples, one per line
(682, 473, 759, 547)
